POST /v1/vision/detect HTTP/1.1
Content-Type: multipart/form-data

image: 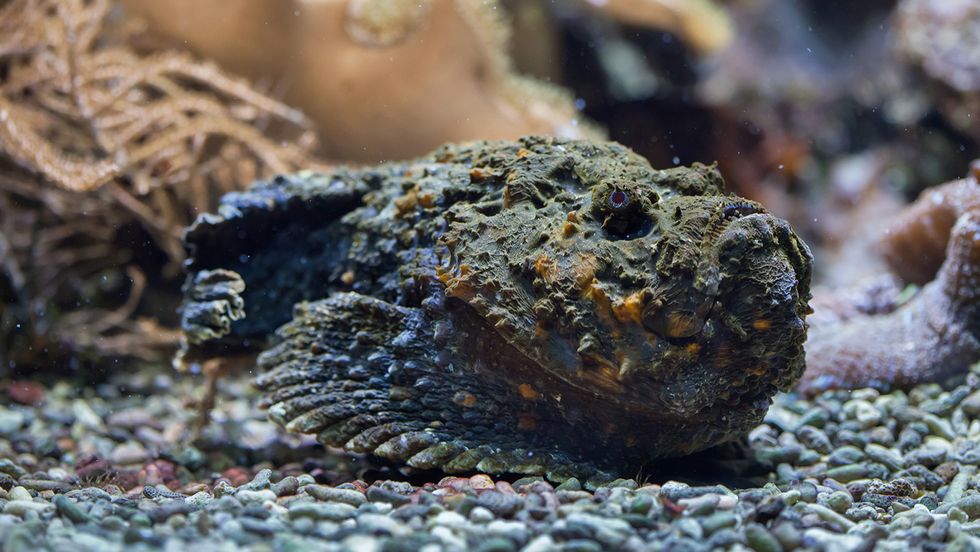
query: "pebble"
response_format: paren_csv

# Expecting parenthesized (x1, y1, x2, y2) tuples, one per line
(303, 484, 367, 506)
(366, 486, 411, 506)
(3, 500, 55, 515)
(4, 362, 980, 551)
(288, 501, 358, 521)
(234, 489, 277, 505)
(7, 487, 32, 502)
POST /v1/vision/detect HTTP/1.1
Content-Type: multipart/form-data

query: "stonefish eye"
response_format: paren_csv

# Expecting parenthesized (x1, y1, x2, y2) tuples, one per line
(609, 189, 630, 210)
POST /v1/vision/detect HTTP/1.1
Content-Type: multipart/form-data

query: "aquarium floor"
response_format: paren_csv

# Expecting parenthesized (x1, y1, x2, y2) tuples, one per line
(2, 365, 980, 551)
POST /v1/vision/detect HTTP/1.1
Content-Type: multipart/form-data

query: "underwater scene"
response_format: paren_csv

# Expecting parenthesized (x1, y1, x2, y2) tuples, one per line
(0, 0, 979, 550)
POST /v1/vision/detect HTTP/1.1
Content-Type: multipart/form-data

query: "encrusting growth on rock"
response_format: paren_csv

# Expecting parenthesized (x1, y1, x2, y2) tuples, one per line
(800, 166, 980, 395)
(179, 137, 812, 484)
(895, 0, 980, 140)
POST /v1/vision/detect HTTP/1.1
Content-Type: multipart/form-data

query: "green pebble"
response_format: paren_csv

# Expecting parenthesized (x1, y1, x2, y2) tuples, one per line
(130, 513, 151, 527)
(609, 478, 638, 489)
(555, 477, 582, 491)
(100, 515, 127, 531)
(746, 523, 784, 552)
(796, 407, 830, 429)
(474, 537, 517, 552)
(628, 494, 654, 515)
(555, 478, 582, 491)
(701, 511, 737, 534)
(52, 495, 90, 524)
(826, 491, 853, 514)
(948, 507, 969, 523)
(825, 464, 868, 483)
(865, 444, 904, 472)
(0, 459, 27, 479)
(938, 495, 980, 518)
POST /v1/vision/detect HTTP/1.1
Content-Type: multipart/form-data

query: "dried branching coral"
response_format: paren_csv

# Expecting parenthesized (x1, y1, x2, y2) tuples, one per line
(120, 0, 600, 162)
(0, 0, 327, 369)
(800, 168, 980, 395)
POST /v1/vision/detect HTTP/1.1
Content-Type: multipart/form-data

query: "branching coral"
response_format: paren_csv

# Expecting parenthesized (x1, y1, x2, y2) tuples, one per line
(0, 0, 327, 369)
(800, 169, 980, 395)
(120, 0, 600, 162)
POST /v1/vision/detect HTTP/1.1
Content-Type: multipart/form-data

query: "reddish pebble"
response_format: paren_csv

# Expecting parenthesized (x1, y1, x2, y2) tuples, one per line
(348, 480, 369, 493)
(143, 460, 181, 489)
(439, 476, 472, 492)
(181, 482, 210, 495)
(495, 481, 517, 495)
(6, 381, 44, 405)
(662, 497, 686, 517)
(469, 474, 494, 490)
(220, 467, 251, 487)
(75, 457, 112, 481)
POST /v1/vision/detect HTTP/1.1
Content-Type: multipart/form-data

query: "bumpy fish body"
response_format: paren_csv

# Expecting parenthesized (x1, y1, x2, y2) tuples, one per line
(180, 137, 812, 484)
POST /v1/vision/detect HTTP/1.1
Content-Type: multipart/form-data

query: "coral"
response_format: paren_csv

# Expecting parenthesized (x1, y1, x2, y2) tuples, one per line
(180, 137, 812, 481)
(0, 0, 326, 368)
(895, 0, 980, 139)
(880, 168, 980, 285)
(800, 169, 980, 395)
(120, 0, 600, 162)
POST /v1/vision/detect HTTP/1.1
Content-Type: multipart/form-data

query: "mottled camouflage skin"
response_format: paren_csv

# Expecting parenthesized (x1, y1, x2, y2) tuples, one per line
(180, 137, 812, 484)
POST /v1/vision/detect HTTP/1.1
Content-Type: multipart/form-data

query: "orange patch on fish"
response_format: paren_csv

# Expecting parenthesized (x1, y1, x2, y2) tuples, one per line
(518, 383, 541, 400)
(612, 290, 647, 324)
(518, 415, 538, 430)
(533, 254, 558, 284)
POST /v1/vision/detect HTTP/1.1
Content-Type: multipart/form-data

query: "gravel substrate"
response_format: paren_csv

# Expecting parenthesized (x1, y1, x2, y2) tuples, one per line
(2, 364, 980, 551)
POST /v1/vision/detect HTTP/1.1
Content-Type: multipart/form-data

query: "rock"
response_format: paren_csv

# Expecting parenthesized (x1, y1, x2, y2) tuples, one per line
(0, 409, 26, 436)
(271, 476, 299, 497)
(745, 523, 783, 552)
(288, 502, 357, 521)
(303, 485, 367, 506)
(5, 381, 45, 406)
(235, 489, 277, 505)
(7, 486, 31, 502)
(71, 400, 105, 431)
(52, 495, 90, 523)
(366, 486, 411, 506)
(3, 500, 54, 516)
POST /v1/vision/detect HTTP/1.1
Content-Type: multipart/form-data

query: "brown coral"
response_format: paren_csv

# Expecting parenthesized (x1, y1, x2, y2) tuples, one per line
(120, 0, 599, 162)
(880, 170, 980, 285)
(800, 169, 980, 395)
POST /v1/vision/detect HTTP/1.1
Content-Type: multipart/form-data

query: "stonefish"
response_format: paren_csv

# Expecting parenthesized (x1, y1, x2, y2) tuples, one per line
(180, 137, 812, 483)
